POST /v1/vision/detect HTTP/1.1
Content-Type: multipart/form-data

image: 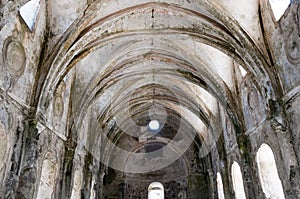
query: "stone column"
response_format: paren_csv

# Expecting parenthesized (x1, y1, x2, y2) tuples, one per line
(207, 169, 215, 199)
(99, 170, 105, 199)
(15, 120, 39, 199)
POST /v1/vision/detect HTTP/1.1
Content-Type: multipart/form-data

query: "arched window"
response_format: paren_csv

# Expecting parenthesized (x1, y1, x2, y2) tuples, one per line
(0, 122, 8, 176)
(217, 172, 225, 199)
(148, 182, 164, 199)
(36, 159, 57, 199)
(269, 0, 291, 21)
(70, 169, 83, 199)
(19, 0, 40, 31)
(231, 161, 247, 199)
(256, 144, 285, 199)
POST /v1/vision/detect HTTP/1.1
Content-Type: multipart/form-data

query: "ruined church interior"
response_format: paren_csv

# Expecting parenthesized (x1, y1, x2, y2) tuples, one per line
(1, 0, 300, 198)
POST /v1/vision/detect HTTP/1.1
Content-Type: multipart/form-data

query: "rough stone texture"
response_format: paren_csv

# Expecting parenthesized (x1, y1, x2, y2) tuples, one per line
(0, 0, 300, 199)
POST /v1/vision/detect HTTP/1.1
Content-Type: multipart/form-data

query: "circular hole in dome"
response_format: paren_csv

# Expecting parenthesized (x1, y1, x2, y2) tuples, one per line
(149, 120, 160, 130)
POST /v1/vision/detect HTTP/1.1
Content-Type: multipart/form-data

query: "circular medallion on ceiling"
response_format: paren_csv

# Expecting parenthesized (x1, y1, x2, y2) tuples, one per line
(2, 75, 12, 91)
(53, 94, 64, 118)
(285, 29, 300, 64)
(2, 37, 26, 78)
(248, 88, 259, 110)
(226, 119, 232, 133)
(0, 104, 13, 129)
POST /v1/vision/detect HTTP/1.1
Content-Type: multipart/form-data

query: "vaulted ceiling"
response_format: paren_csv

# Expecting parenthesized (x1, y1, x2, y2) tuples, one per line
(33, 0, 283, 172)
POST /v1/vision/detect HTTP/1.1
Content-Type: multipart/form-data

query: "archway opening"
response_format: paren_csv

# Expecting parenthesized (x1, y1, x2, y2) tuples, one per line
(36, 159, 57, 199)
(149, 120, 160, 131)
(231, 161, 247, 199)
(217, 172, 225, 199)
(256, 144, 285, 199)
(148, 182, 164, 199)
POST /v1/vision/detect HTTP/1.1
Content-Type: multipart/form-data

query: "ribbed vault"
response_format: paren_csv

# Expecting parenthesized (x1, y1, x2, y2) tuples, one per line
(34, 0, 281, 171)
(2, 0, 300, 198)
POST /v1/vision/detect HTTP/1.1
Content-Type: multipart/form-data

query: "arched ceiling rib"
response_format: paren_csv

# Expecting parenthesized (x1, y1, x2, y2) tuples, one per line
(68, 35, 241, 123)
(72, 57, 233, 135)
(39, 1, 277, 102)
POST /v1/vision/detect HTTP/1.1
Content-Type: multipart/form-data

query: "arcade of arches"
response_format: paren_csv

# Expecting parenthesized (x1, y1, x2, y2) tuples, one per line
(0, 0, 300, 198)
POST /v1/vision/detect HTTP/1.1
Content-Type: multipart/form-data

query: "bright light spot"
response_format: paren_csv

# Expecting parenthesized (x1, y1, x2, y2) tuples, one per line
(231, 162, 247, 199)
(239, 65, 247, 77)
(148, 182, 164, 199)
(19, 0, 40, 31)
(217, 172, 225, 199)
(269, 0, 290, 21)
(256, 144, 285, 199)
(149, 120, 160, 130)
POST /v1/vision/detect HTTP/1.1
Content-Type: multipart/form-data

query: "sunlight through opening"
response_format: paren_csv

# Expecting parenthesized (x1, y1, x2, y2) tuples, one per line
(148, 182, 164, 199)
(269, 0, 291, 21)
(231, 161, 247, 199)
(256, 144, 285, 199)
(239, 65, 247, 77)
(19, 0, 40, 31)
(149, 120, 160, 130)
(217, 172, 225, 199)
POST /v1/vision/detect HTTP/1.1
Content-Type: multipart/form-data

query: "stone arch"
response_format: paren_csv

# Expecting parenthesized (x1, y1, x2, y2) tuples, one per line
(256, 143, 285, 199)
(39, 2, 277, 96)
